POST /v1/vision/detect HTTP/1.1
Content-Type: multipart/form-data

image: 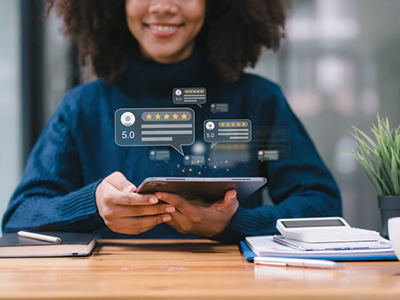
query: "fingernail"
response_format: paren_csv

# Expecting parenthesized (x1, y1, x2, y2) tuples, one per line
(124, 185, 134, 192)
(165, 206, 175, 213)
(162, 215, 171, 222)
(149, 197, 158, 204)
(155, 193, 162, 199)
(230, 192, 237, 201)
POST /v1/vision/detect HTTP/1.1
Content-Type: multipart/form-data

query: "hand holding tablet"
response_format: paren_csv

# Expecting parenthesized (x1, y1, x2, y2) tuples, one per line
(135, 177, 267, 237)
(136, 177, 267, 205)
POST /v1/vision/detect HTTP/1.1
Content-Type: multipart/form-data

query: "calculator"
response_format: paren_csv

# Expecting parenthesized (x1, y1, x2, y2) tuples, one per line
(276, 217, 380, 243)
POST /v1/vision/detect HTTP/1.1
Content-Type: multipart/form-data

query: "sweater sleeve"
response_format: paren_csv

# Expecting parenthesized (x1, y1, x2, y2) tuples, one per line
(2, 93, 106, 234)
(213, 82, 342, 244)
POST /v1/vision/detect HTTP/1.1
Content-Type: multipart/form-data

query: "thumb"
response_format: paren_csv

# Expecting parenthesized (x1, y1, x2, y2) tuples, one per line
(106, 172, 137, 192)
(123, 183, 136, 193)
(224, 190, 237, 205)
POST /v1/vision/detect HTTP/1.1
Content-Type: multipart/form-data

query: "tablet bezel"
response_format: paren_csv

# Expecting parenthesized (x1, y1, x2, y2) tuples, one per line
(136, 177, 267, 204)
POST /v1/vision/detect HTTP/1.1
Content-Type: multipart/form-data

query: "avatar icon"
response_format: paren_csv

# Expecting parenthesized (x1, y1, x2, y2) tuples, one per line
(121, 112, 135, 127)
(206, 121, 215, 131)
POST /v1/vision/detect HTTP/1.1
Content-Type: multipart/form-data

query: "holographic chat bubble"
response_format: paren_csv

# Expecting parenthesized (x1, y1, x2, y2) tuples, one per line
(253, 126, 290, 158)
(210, 143, 250, 168)
(258, 150, 279, 163)
(203, 119, 252, 148)
(184, 155, 206, 166)
(115, 108, 195, 156)
(173, 87, 207, 108)
(149, 150, 170, 162)
(210, 103, 229, 114)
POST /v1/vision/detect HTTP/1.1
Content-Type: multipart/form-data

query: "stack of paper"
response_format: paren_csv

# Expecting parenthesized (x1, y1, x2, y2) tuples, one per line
(243, 236, 397, 261)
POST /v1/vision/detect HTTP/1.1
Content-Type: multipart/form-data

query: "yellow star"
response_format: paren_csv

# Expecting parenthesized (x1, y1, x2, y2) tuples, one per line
(237, 123, 240, 126)
(227, 123, 230, 126)
(173, 114, 178, 119)
(146, 114, 152, 120)
(221, 123, 225, 126)
(181, 113, 187, 119)
(232, 123, 235, 126)
(164, 113, 170, 119)
(242, 123, 245, 126)
(155, 114, 161, 120)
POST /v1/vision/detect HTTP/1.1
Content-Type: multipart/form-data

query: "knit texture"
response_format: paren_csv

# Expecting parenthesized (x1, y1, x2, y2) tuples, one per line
(2, 47, 342, 243)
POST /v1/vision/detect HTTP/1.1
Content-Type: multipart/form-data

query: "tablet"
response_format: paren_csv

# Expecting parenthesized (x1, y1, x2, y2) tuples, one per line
(136, 177, 267, 205)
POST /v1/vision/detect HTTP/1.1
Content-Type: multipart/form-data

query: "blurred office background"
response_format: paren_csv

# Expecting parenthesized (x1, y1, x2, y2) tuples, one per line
(0, 0, 399, 236)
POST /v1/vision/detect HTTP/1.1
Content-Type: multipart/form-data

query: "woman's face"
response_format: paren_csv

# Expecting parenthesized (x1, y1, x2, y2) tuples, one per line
(126, 0, 206, 64)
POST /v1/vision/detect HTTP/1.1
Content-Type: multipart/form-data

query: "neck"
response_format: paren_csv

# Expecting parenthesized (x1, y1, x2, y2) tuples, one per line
(139, 42, 195, 64)
(119, 45, 214, 96)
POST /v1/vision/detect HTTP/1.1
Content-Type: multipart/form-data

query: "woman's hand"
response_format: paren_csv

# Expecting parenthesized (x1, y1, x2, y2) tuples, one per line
(95, 172, 175, 235)
(154, 190, 239, 238)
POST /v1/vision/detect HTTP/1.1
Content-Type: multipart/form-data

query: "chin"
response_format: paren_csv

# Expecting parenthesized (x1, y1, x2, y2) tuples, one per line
(144, 44, 189, 63)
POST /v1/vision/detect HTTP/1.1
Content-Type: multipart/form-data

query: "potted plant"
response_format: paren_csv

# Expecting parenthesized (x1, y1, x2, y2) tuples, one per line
(347, 115, 400, 238)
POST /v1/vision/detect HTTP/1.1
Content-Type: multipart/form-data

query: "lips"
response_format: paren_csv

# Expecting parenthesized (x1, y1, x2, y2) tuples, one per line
(145, 23, 183, 37)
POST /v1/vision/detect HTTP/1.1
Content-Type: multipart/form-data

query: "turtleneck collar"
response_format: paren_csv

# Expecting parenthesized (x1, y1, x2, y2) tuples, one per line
(119, 46, 214, 96)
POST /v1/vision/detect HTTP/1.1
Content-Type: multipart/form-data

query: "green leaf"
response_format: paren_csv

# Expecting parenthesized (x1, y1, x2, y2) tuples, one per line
(391, 149, 400, 195)
(347, 114, 400, 196)
(352, 126, 377, 149)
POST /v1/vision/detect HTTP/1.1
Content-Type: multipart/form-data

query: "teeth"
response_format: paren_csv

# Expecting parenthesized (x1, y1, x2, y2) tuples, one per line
(149, 25, 177, 32)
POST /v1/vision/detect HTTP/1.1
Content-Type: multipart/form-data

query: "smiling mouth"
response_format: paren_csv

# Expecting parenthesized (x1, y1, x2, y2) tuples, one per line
(145, 24, 183, 32)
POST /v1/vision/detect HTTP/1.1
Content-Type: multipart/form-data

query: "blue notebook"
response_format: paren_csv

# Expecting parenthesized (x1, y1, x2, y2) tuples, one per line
(239, 240, 397, 262)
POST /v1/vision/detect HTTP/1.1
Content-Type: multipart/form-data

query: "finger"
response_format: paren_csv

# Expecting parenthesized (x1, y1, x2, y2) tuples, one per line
(113, 204, 175, 218)
(104, 187, 159, 206)
(162, 210, 193, 234)
(112, 214, 172, 235)
(125, 214, 172, 232)
(105, 171, 137, 192)
(211, 189, 238, 211)
(154, 192, 196, 214)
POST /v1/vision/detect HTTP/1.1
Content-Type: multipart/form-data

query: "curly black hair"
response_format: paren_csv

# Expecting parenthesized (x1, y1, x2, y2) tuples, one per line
(46, 0, 288, 82)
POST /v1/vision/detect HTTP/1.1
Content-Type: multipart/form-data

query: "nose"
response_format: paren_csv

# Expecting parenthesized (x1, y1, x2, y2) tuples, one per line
(149, 0, 179, 14)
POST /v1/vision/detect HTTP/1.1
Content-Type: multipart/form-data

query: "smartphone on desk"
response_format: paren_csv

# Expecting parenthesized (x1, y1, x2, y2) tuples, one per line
(136, 177, 267, 206)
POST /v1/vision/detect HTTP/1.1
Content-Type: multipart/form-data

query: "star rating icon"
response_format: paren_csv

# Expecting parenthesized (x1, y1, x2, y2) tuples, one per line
(143, 111, 190, 121)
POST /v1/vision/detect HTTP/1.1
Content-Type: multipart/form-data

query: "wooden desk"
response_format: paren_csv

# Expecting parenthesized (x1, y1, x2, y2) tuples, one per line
(1, 239, 400, 299)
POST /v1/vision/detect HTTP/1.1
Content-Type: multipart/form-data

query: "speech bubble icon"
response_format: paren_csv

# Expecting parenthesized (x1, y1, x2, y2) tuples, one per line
(210, 103, 229, 114)
(203, 119, 252, 148)
(115, 108, 195, 156)
(183, 155, 206, 166)
(149, 150, 170, 162)
(258, 150, 279, 163)
(253, 126, 291, 158)
(173, 87, 207, 108)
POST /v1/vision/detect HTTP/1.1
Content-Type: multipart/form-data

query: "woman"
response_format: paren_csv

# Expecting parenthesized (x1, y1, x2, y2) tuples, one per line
(2, 0, 342, 243)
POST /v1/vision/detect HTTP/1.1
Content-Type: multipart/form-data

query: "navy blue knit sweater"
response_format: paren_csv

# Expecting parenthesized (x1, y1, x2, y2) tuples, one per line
(2, 47, 342, 243)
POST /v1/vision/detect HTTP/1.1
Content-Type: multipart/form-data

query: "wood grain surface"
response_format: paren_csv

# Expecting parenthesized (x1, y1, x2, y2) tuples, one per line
(1, 239, 400, 299)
